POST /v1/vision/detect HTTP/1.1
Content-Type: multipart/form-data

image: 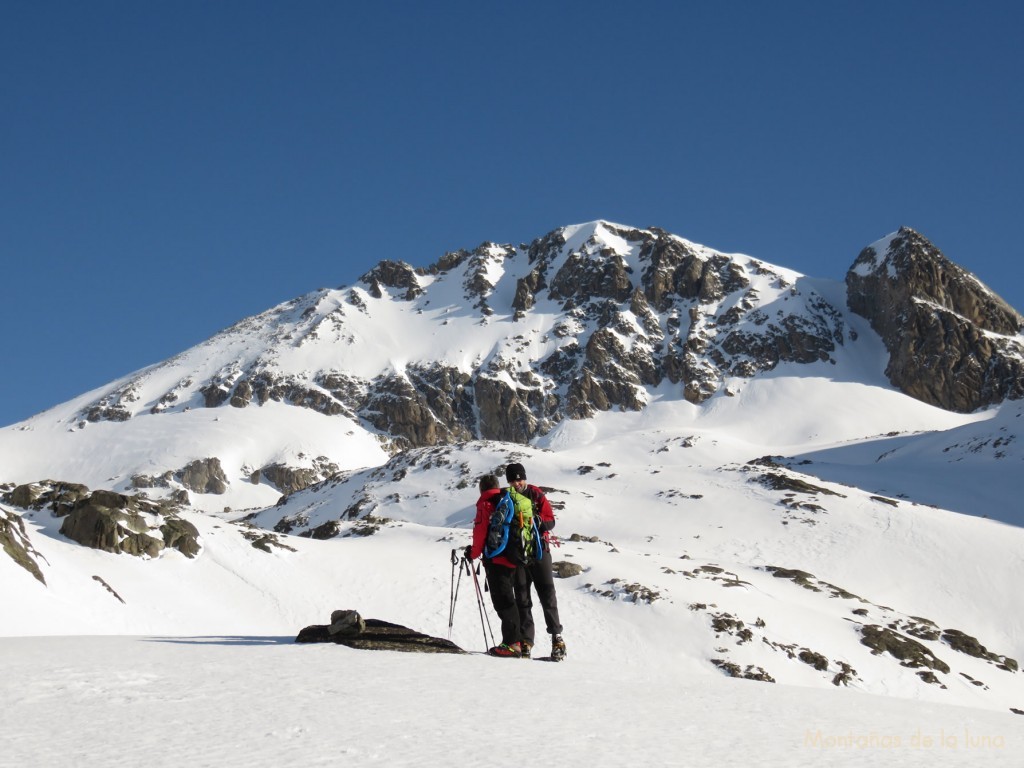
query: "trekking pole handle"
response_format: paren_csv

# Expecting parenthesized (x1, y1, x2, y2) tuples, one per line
(450, 548, 459, 566)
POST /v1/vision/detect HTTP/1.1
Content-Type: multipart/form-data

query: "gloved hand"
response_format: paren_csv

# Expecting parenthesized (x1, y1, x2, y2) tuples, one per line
(463, 545, 473, 561)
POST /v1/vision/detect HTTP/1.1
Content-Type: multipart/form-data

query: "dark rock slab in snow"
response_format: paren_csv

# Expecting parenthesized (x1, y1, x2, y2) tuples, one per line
(295, 612, 465, 654)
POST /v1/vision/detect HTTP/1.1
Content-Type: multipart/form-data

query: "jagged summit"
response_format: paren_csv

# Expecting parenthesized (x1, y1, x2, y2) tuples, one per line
(851, 226, 1022, 334)
(847, 227, 1024, 412)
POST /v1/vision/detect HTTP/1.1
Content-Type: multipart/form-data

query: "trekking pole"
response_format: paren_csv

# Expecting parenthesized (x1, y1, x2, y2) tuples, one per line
(448, 549, 464, 639)
(479, 563, 495, 646)
(468, 557, 496, 650)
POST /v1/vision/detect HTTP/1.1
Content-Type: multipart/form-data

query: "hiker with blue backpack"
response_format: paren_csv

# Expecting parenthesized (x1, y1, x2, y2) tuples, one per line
(466, 466, 567, 660)
(466, 474, 529, 657)
(504, 462, 566, 661)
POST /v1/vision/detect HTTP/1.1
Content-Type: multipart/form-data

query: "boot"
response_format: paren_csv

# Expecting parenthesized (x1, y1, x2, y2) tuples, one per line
(551, 634, 566, 661)
(488, 642, 522, 658)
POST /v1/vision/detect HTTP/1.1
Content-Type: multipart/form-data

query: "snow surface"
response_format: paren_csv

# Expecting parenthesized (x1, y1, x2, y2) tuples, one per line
(4, 390, 1024, 765)
(3, 220, 1024, 766)
(1, 635, 1019, 768)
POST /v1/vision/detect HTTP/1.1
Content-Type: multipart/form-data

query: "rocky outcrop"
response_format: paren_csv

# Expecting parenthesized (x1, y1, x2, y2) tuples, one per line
(405, 365, 475, 440)
(4, 481, 90, 514)
(1, 507, 46, 584)
(256, 457, 340, 495)
(360, 260, 423, 300)
(54, 488, 201, 559)
(201, 382, 231, 408)
(860, 624, 951, 674)
(436, 242, 516, 316)
(549, 247, 634, 306)
(638, 231, 749, 305)
(159, 517, 202, 557)
(130, 471, 175, 490)
(226, 371, 349, 416)
(77, 381, 142, 423)
(175, 458, 228, 494)
(363, 371, 471, 449)
(475, 375, 544, 443)
(847, 227, 1024, 412)
(296, 610, 465, 654)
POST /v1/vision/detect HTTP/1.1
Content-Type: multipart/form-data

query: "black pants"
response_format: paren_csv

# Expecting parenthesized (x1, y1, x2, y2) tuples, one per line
(518, 549, 562, 645)
(483, 561, 520, 646)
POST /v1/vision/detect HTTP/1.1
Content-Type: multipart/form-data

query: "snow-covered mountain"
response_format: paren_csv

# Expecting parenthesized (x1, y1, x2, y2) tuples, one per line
(3, 221, 1019, 515)
(2, 220, 1023, 721)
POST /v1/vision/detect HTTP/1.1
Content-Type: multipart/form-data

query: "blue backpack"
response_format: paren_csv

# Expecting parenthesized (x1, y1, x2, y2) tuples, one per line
(483, 487, 543, 565)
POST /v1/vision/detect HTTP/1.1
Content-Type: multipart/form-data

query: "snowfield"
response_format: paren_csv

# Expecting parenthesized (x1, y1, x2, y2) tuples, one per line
(1, 634, 1019, 768)
(2, 221, 1023, 766)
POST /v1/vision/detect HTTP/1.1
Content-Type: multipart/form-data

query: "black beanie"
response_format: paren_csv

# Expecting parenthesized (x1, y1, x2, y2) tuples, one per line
(505, 463, 527, 483)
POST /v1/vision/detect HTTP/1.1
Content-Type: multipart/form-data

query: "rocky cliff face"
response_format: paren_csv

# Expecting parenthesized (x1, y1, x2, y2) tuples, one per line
(847, 227, 1024, 412)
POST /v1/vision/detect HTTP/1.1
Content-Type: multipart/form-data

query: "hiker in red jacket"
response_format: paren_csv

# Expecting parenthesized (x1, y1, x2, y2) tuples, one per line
(467, 474, 525, 657)
(505, 462, 566, 661)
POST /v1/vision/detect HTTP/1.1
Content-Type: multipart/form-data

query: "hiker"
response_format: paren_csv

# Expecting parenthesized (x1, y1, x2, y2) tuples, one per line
(466, 474, 526, 657)
(505, 462, 566, 661)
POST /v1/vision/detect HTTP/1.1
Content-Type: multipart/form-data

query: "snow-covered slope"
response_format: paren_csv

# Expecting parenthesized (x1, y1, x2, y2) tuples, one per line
(2, 220, 1023, 728)
(788, 400, 1024, 524)
(4, 382, 1024, 714)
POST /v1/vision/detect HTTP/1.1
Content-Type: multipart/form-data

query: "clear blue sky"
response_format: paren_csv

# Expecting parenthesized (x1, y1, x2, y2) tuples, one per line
(2, 1, 1022, 428)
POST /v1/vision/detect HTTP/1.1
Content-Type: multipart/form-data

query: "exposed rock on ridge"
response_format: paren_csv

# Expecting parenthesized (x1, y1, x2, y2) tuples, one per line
(847, 227, 1024, 412)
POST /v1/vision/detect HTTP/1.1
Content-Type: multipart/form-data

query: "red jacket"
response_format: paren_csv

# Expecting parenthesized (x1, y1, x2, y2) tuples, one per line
(470, 485, 556, 566)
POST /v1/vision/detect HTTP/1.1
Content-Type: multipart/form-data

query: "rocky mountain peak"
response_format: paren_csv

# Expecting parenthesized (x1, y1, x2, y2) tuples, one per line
(847, 227, 1024, 412)
(62, 222, 861, 451)
(850, 227, 1022, 335)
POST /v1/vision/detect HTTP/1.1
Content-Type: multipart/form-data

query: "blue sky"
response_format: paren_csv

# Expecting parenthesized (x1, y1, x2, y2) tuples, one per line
(2, 1, 1022, 428)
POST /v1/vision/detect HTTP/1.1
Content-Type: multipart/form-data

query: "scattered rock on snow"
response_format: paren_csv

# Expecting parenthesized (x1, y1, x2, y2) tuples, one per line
(711, 659, 776, 683)
(859, 624, 950, 674)
(553, 560, 585, 578)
